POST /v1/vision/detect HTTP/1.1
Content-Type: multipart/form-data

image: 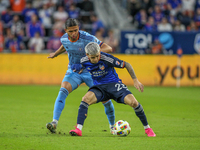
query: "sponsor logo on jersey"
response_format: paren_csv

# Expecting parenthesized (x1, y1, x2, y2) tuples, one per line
(79, 48, 83, 51)
(99, 65, 105, 70)
(116, 61, 120, 65)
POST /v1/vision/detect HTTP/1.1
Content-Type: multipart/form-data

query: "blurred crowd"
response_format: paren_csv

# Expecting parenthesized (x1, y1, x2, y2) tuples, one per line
(126, 0, 200, 32)
(0, 0, 119, 53)
(1, 0, 199, 54)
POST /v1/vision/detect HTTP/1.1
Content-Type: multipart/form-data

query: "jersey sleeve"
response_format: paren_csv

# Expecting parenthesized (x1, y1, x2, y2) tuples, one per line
(101, 53, 125, 69)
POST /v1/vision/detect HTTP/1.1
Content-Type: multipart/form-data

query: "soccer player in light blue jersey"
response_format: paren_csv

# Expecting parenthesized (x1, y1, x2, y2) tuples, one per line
(46, 18, 115, 133)
(69, 42, 156, 137)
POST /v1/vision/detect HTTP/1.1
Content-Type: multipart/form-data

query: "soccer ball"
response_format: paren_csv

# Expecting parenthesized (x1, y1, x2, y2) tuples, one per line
(113, 120, 131, 136)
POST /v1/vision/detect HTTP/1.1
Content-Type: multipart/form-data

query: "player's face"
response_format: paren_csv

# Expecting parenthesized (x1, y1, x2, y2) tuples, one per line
(65, 26, 79, 41)
(87, 52, 101, 64)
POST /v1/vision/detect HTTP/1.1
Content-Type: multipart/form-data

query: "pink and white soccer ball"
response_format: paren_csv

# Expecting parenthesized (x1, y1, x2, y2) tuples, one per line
(113, 120, 131, 136)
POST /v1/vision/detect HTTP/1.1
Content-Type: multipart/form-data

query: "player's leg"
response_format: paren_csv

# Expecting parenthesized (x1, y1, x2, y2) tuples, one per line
(102, 100, 115, 131)
(83, 72, 115, 131)
(69, 91, 98, 136)
(124, 94, 156, 137)
(46, 71, 82, 133)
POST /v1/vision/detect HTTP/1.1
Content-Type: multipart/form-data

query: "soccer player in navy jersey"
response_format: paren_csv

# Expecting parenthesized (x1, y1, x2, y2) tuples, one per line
(69, 42, 156, 137)
(46, 18, 115, 133)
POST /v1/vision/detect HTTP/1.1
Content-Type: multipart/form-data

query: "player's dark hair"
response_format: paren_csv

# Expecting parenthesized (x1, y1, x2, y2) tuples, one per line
(65, 18, 79, 29)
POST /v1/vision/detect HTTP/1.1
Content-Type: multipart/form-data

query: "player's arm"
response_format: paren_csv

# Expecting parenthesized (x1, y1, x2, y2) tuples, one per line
(124, 61, 144, 92)
(100, 43, 112, 53)
(47, 45, 66, 59)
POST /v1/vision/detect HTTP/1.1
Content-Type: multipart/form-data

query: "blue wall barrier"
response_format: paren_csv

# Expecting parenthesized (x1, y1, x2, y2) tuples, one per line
(120, 31, 200, 54)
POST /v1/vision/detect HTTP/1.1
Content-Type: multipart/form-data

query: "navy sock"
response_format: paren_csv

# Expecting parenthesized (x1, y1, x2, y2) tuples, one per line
(77, 101, 89, 125)
(103, 100, 115, 125)
(134, 103, 148, 126)
(53, 87, 68, 121)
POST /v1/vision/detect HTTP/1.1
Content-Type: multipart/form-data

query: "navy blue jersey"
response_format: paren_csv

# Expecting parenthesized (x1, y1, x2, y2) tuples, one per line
(80, 52, 125, 85)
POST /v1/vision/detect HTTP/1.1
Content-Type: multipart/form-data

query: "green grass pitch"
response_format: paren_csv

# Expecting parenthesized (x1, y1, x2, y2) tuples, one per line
(0, 85, 200, 150)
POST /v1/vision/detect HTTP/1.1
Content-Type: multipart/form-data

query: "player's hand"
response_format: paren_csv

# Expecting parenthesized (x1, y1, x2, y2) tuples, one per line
(133, 79, 144, 92)
(71, 64, 84, 74)
(73, 68, 84, 74)
(76, 68, 83, 74)
(47, 53, 56, 59)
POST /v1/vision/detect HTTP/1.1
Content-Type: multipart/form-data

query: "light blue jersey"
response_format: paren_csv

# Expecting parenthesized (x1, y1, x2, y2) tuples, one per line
(60, 30, 103, 90)
(61, 30, 102, 69)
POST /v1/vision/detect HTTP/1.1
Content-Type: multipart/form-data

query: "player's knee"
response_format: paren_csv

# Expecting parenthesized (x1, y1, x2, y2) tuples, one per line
(61, 82, 72, 93)
(129, 99, 138, 108)
(82, 95, 92, 105)
(130, 101, 138, 108)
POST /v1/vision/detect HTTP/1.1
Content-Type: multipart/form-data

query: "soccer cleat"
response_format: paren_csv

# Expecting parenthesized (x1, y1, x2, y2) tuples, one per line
(69, 127, 82, 136)
(145, 128, 156, 137)
(46, 122, 57, 133)
(110, 126, 115, 135)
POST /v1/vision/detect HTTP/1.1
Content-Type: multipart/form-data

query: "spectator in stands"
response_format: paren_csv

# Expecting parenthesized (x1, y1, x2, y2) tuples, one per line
(141, 0, 154, 16)
(52, 21, 65, 37)
(94, 29, 104, 42)
(39, 3, 53, 28)
(68, 3, 80, 19)
(194, 8, 200, 30)
(90, 14, 105, 36)
(151, 5, 164, 24)
(47, 29, 62, 52)
(28, 32, 44, 53)
(167, 0, 182, 16)
(26, 14, 45, 37)
(146, 37, 164, 54)
(177, 10, 193, 27)
(104, 29, 119, 53)
(154, 0, 168, 12)
(22, 1, 39, 24)
(173, 19, 185, 31)
(1, 7, 13, 26)
(135, 9, 148, 30)
(128, 0, 142, 22)
(196, 0, 200, 9)
(181, 0, 196, 17)
(187, 21, 199, 31)
(167, 13, 177, 26)
(8, 15, 24, 36)
(5, 33, 25, 52)
(10, 0, 25, 13)
(157, 17, 173, 31)
(144, 16, 157, 31)
(0, 0, 10, 13)
(42, 0, 58, 11)
(53, 5, 69, 23)
(62, 0, 78, 11)
(77, 0, 94, 12)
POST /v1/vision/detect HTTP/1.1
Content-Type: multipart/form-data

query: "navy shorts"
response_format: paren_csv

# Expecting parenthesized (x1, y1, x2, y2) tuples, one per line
(89, 82, 132, 104)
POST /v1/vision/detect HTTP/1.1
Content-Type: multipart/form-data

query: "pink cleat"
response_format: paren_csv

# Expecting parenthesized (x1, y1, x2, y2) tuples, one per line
(69, 127, 82, 136)
(145, 128, 156, 137)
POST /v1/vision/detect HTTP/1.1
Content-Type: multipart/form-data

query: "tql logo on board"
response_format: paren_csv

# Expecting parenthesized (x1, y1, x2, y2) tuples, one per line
(124, 32, 174, 54)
